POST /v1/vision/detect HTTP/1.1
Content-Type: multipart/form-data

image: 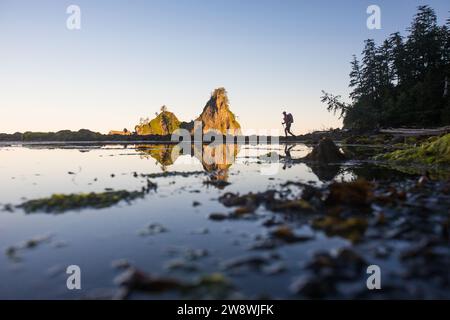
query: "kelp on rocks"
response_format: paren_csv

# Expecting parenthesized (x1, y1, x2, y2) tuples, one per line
(18, 189, 149, 214)
(375, 133, 450, 166)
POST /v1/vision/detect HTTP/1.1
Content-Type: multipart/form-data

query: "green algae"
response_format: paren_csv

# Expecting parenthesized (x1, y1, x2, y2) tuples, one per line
(375, 133, 450, 167)
(18, 190, 147, 214)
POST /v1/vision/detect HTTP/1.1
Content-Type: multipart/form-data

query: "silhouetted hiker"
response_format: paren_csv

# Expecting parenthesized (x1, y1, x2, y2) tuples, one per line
(282, 111, 295, 137)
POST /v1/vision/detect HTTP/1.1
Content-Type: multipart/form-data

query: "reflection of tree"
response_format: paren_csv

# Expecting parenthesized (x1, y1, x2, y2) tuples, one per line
(193, 143, 239, 183)
(343, 165, 414, 181)
(306, 162, 414, 182)
(136, 144, 182, 171)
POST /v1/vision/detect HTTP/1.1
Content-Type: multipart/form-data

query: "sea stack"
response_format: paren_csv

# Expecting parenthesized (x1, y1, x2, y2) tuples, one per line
(135, 107, 181, 135)
(194, 88, 241, 135)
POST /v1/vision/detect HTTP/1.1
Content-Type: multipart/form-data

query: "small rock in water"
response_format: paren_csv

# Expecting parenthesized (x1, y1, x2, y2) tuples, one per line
(2, 204, 14, 212)
(221, 252, 280, 271)
(114, 267, 184, 294)
(271, 225, 313, 243)
(262, 262, 287, 275)
(262, 217, 283, 227)
(46, 265, 65, 278)
(325, 179, 373, 208)
(290, 275, 335, 298)
(165, 259, 199, 272)
(208, 213, 228, 221)
(184, 248, 209, 260)
(139, 223, 168, 236)
(191, 228, 209, 235)
(417, 175, 429, 187)
(233, 206, 255, 215)
(111, 259, 131, 269)
(203, 179, 231, 189)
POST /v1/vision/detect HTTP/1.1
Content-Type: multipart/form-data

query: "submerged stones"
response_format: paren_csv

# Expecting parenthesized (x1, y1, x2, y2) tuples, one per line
(220, 252, 281, 272)
(312, 216, 368, 243)
(114, 267, 184, 295)
(290, 248, 367, 298)
(5, 141, 450, 299)
(208, 212, 229, 221)
(325, 179, 373, 208)
(218, 190, 315, 215)
(5, 234, 53, 261)
(139, 223, 168, 236)
(114, 266, 234, 299)
(270, 225, 314, 243)
(203, 179, 231, 189)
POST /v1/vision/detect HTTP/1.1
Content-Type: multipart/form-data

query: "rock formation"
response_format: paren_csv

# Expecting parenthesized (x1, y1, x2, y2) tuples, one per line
(135, 110, 181, 136)
(303, 137, 347, 163)
(194, 88, 241, 135)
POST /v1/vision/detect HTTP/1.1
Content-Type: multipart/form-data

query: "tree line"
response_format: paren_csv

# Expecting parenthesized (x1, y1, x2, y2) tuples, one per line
(322, 5, 450, 130)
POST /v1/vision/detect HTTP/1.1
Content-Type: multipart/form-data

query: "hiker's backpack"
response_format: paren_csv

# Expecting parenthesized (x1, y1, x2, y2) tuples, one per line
(287, 113, 294, 123)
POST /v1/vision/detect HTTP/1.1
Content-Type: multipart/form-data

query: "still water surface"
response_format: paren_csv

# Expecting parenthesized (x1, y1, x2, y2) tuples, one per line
(0, 143, 396, 299)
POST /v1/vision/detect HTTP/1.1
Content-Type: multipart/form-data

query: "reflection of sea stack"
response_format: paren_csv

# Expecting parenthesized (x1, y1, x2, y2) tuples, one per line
(194, 88, 241, 135)
(194, 143, 239, 183)
(136, 144, 181, 168)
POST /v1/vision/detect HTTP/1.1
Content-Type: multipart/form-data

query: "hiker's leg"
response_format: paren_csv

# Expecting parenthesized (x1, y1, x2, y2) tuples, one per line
(287, 125, 295, 136)
(285, 125, 291, 137)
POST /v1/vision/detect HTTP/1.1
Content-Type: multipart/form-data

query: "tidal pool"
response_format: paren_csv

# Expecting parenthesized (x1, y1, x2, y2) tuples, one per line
(0, 143, 447, 299)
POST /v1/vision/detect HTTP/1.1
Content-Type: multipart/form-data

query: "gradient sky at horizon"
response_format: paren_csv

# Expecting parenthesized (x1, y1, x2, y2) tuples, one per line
(0, 0, 449, 134)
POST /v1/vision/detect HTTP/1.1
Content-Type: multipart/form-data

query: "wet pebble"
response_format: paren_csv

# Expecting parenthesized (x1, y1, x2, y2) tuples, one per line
(139, 223, 168, 236)
(208, 213, 228, 221)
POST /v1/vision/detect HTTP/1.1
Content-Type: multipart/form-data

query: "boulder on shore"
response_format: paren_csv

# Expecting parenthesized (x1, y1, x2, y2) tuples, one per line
(303, 137, 346, 163)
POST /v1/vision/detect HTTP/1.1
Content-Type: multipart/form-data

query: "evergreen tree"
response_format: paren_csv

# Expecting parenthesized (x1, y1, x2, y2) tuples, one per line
(322, 5, 450, 130)
(387, 32, 407, 85)
(406, 5, 440, 80)
(349, 55, 362, 101)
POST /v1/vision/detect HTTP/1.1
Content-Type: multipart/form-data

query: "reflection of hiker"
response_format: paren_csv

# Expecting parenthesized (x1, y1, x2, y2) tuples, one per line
(282, 111, 296, 137)
(283, 144, 294, 170)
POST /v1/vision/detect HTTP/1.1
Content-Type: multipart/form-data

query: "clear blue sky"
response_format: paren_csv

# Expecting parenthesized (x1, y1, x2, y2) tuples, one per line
(0, 0, 449, 134)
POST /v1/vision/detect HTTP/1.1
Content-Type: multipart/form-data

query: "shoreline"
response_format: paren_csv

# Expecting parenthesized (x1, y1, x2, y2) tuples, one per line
(0, 138, 313, 146)
(0, 129, 350, 145)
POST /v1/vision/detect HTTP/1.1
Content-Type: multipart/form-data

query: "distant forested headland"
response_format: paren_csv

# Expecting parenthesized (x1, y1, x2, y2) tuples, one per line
(322, 5, 450, 130)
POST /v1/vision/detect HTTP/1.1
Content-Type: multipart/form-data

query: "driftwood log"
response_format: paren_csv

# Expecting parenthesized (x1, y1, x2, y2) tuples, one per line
(380, 126, 450, 137)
